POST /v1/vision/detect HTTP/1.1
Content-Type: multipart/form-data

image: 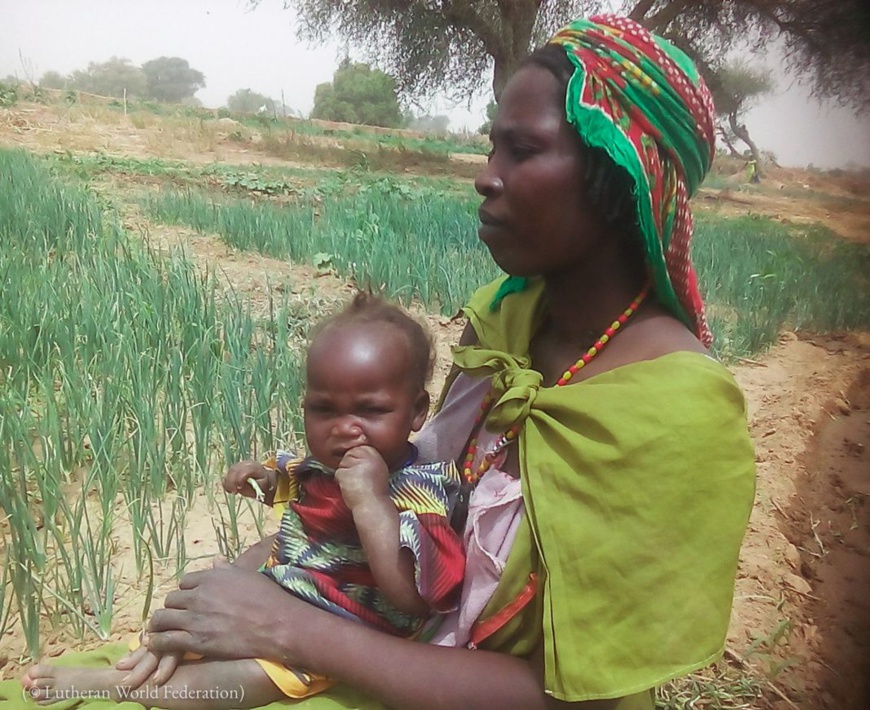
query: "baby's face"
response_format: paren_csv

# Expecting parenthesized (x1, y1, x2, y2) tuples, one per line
(303, 323, 428, 471)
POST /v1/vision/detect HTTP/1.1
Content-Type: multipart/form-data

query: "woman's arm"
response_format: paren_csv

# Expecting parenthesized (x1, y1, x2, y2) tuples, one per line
(145, 564, 620, 710)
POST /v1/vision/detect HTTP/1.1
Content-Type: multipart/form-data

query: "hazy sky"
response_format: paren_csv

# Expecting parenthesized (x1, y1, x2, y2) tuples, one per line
(2, 0, 868, 168)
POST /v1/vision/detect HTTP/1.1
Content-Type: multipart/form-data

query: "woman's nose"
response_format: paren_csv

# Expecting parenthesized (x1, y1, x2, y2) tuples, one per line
(474, 157, 503, 197)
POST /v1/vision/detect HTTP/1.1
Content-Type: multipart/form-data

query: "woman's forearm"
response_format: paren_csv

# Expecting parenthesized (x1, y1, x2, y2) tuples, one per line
(281, 603, 540, 710)
(147, 565, 621, 709)
(276, 599, 616, 710)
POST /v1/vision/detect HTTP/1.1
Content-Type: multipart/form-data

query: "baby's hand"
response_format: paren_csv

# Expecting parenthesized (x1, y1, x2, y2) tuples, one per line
(223, 460, 277, 504)
(334, 446, 390, 510)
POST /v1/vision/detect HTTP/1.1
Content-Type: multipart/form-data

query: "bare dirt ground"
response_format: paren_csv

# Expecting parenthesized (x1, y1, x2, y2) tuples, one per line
(1, 102, 869, 709)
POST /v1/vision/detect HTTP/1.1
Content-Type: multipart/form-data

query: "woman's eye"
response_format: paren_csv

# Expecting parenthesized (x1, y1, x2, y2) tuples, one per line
(509, 144, 536, 160)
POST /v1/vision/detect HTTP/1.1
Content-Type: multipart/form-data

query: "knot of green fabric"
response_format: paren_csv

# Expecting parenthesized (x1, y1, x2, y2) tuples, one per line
(453, 345, 543, 432)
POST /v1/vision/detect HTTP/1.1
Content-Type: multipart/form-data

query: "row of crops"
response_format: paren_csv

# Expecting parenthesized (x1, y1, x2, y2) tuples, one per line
(2, 147, 869, 657)
(0, 151, 307, 655)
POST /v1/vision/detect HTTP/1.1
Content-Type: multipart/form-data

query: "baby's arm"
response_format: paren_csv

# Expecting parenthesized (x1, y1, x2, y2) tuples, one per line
(335, 446, 429, 617)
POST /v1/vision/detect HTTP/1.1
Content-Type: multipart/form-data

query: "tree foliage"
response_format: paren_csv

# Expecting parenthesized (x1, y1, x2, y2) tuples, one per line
(626, 1, 870, 111)
(69, 57, 147, 98)
(311, 60, 403, 128)
(264, 0, 586, 100)
(265, 0, 869, 109)
(141, 57, 205, 103)
(709, 63, 773, 168)
(39, 71, 68, 90)
(227, 88, 276, 114)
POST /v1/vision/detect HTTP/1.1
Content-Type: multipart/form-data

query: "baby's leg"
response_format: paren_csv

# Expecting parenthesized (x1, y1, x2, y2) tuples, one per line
(23, 658, 284, 710)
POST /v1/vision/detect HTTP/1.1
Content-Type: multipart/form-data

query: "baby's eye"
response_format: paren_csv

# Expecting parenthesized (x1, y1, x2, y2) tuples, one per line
(363, 405, 391, 415)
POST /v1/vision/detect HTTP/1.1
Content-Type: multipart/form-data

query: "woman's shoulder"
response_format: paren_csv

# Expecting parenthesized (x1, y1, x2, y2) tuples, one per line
(620, 310, 709, 360)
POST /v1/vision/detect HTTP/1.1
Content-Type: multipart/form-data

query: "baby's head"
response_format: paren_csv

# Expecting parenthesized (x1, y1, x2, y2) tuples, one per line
(303, 292, 434, 471)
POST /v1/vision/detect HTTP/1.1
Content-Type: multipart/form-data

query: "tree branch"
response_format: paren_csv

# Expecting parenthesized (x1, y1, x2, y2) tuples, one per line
(644, 0, 697, 32)
(442, 1, 501, 51)
(628, 0, 658, 22)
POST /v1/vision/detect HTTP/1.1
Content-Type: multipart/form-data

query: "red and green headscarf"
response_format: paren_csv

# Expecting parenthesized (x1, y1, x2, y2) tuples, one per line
(496, 15, 717, 346)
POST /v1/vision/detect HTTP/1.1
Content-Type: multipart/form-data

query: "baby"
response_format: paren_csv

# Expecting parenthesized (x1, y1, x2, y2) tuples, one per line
(24, 293, 465, 709)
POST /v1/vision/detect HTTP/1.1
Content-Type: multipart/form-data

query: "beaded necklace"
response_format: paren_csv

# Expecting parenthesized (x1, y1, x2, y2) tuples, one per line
(461, 285, 650, 484)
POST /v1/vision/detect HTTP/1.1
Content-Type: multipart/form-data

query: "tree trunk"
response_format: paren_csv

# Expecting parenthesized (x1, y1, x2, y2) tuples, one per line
(728, 112, 763, 179)
(490, 0, 540, 101)
(492, 51, 522, 101)
(716, 125, 742, 158)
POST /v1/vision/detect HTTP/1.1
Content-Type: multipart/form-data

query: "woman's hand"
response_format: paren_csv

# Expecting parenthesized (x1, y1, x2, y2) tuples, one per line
(144, 559, 311, 663)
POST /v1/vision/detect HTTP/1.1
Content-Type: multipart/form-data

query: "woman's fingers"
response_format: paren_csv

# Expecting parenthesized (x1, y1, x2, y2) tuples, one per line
(147, 607, 192, 633)
(147, 565, 296, 659)
(120, 651, 160, 688)
(114, 644, 148, 671)
(151, 652, 181, 685)
(174, 570, 208, 592)
(143, 628, 197, 655)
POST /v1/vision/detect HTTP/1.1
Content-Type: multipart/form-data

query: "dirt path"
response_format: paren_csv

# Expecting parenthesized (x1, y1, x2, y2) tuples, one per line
(728, 333, 870, 708)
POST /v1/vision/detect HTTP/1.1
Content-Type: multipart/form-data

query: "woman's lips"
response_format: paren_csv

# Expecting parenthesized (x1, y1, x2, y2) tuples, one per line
(478, 208, 503, 227)
(478, 208, 506, 243)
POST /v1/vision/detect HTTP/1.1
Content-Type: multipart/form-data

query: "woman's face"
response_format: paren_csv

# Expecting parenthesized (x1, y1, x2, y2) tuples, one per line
(475, 65, 606, 279)
(303, 323, 428, 471)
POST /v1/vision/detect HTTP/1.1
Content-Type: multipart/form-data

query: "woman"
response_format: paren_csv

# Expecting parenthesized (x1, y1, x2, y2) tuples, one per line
(14, 15, 754, 710)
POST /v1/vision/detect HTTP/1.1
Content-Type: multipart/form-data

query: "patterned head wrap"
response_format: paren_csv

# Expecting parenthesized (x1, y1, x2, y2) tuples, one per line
(494, 15, 716, 346)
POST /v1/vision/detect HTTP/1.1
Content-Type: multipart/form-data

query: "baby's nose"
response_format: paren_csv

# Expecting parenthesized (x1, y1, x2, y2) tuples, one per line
(333, 419, 366, 443)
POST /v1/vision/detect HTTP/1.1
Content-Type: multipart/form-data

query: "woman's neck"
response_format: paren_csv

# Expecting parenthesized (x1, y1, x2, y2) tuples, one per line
(539, 253, 647, 349)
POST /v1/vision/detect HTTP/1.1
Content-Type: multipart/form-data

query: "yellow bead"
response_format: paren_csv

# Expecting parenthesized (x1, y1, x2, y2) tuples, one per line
(600, 334, 609, 344)
(611, 320, 620, 330)
(562, 370, 572, 381)
(587, 346, 597, 356)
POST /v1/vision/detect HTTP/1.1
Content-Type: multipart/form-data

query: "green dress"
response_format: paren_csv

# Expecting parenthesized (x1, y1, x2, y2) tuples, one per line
(454, 277, 756, 703)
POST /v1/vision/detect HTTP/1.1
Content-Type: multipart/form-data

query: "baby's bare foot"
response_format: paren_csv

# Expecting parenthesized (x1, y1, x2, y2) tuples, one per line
(23, 663, 130, 704)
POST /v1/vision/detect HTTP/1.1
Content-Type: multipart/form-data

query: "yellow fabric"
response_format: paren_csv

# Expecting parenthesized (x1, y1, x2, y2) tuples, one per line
(255, 659, 334, 699)
(458, 276, 756, 702)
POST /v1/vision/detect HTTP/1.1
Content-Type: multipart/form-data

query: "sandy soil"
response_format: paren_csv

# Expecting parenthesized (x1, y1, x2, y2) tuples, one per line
(1, 102, 869, 708)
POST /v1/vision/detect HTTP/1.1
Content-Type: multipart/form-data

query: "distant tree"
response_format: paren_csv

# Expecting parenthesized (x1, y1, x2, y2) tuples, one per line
(478, 100, 497, 135)
(227, 88, 276, 114)
(708, 62, 773, 174)
(141, 57, 205, 103)
(410, 114, 451, 134)
(311, 60, 403, 128)
(267, 1, 869, 110)
(39, 71, 68, 90)
(69, 57, 147, 98)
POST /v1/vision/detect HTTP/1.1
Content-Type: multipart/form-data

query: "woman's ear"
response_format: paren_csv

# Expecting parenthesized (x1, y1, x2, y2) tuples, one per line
(410, 390, 430, 432)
